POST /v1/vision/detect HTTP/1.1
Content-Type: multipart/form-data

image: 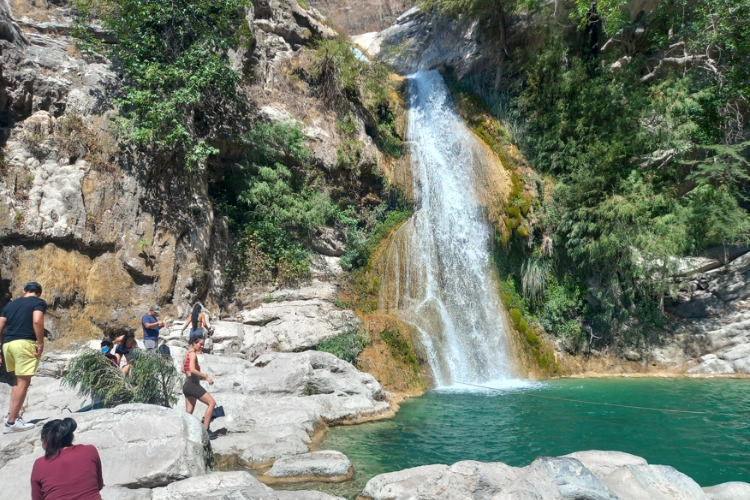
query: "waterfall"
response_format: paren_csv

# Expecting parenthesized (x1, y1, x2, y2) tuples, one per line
(379, 70, 514, 387)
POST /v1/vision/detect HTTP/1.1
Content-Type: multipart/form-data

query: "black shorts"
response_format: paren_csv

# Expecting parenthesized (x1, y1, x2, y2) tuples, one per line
(183, 375, 207, 399)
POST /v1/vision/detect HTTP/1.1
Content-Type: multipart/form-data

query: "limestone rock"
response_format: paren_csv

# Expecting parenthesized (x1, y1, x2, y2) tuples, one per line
(362, 464, 450, 499)
(495, 457, 619, 500)
(564, 450, 648, 480)
(703, 482, 750, 500)
(309, 227, 346, 257)
(186, 352, 389, 466)
(241, 299, 362, 359)
(686, 357, 735, 375)
(264, 450, 353, 482)
(0, 375, 85, 419)
(602, 464, 707, 500)
(150, 470, 346, 499)
(209, 320, 244, 356)
(151, 471, 264, 499)
(101, 486, 154, 500)
(0, 404, 210, 498)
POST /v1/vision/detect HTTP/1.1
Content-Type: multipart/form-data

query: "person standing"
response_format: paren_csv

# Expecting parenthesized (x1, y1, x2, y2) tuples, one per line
(31, 418, 104, 500)
(179, 303, 211, 342)
(183, 335, 217, 439)
(141, 305, 165, 351)
(0, 281, 46, 434)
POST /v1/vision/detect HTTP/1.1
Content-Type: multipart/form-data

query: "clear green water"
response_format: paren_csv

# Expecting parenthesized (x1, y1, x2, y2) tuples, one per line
(277, 379, 750, 499)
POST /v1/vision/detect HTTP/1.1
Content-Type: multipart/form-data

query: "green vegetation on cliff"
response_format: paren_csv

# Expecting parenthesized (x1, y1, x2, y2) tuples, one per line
(73, 0, 251, 169)
(431, 0, 750, 348)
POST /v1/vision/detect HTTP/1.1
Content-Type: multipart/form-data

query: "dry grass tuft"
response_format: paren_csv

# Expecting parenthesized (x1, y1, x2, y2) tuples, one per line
(13, 244, 92, 305)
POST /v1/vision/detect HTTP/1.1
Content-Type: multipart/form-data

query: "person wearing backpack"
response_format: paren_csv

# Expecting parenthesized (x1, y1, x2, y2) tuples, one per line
(183, 335, 218, 439)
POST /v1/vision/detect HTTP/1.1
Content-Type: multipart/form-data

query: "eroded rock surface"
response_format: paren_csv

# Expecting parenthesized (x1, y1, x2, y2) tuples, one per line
(0, 404, 210, 498)
(360, 451, 749, 500)
(264, 450, 353, 482)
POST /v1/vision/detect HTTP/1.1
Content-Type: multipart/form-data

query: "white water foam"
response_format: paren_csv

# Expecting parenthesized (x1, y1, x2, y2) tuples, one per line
(379, 70, 516, 387)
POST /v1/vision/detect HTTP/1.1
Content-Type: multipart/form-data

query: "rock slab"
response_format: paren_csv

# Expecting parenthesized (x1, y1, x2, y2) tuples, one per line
(264, 450, 353, 482)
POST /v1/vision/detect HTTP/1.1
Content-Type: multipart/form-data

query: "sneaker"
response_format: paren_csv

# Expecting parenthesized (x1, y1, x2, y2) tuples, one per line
(3, 418, 35, 434)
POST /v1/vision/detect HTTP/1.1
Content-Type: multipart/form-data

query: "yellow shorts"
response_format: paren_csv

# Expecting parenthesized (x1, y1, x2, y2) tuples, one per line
(2, 339, 40, 376)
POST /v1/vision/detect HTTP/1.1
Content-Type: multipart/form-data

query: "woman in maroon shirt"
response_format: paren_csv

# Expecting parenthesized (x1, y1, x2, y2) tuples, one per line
(30, 418, 104, 500)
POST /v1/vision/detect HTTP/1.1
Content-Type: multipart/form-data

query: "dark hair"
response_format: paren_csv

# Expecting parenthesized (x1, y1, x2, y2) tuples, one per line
(189, 334, 204, 345)
(41, 418, 77, 460)
(100, 339, 113, 347)
(24, 282, 43, 295)
(191, 304, 202, 330)
(120, 333, 135, 349)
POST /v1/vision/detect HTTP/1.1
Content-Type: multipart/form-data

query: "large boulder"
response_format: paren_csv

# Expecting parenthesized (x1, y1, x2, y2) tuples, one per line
(241, 298, 362, 359)
(264, 450, 353, 483)
(602, 464, 707, 500)
(360, 452, 741, 500)
(0, 404, 210, 498)
(495, 457, 619, 500)
(189, 352, 390, 466)
(704, 482, 750, 500)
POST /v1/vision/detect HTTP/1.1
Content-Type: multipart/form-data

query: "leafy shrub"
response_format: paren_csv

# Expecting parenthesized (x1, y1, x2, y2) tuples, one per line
(341, 207, 411, 271)
(73, 0, 250, 169)
(62, 349, 180, 408)
(381, 326, 419, 372)
(315, 329, 370, 365)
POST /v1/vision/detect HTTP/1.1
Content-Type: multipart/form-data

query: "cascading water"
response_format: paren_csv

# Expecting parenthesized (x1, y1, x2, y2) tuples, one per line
(379, 70, 514, 387)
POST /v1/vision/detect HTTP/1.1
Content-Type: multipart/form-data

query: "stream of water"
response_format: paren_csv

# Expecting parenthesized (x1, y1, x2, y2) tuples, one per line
(378, 70, 513, 386)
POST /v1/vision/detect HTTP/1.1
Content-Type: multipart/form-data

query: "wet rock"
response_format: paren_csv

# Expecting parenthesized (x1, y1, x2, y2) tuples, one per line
(0, 404, 210, 498)
(703, 481, 750, 500)
(264, 450, 353, 482)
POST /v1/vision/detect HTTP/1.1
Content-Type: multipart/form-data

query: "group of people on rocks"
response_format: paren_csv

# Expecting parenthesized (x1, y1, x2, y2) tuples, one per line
(0, 281, 220, 498)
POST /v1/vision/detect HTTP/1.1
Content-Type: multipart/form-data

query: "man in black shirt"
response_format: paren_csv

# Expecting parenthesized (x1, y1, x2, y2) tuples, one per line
(0, 282, 47, 433)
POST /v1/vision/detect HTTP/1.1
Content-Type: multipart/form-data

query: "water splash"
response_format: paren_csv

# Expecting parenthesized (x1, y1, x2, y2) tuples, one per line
(379, 70, 515, 386)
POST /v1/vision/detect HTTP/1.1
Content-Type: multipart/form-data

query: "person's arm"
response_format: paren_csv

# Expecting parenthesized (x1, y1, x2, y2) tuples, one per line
(0, 316, 6, 368)
(202, 313, 211, 330)
(180, 317, 191, 334)
(188, 352, 213, 384)
(32, 310, 44, 357)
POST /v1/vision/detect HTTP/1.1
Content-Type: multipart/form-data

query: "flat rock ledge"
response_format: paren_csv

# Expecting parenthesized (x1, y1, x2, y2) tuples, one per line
(262, 450, 354, 483)
(359, 450, 750, 500)
(104, 471, 345, 499)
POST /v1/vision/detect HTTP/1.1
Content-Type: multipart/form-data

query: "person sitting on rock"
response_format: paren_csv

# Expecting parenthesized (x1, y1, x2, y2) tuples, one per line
(112, 333, 138, 374)
(183, 335, 217, 439)
(180, 303, 212, 342)
(31, 417, 104, 500)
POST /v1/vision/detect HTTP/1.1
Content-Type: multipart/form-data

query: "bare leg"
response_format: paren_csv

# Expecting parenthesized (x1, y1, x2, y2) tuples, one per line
(197, 392, 216, 430)
(185, 396, 197, 415)
(8, 376, 31, 423)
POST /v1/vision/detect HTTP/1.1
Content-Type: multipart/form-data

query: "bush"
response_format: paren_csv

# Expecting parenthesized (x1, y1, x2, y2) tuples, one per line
(62, 349, 180, 408)
(381, 326, 419, 372)
(73, 0, 250, 169)
(315, 329, 370, 365)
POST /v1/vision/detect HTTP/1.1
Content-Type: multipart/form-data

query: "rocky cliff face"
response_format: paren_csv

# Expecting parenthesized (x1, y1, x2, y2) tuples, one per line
(308, 0, 417, 35)
(0, 0, 384, 343)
